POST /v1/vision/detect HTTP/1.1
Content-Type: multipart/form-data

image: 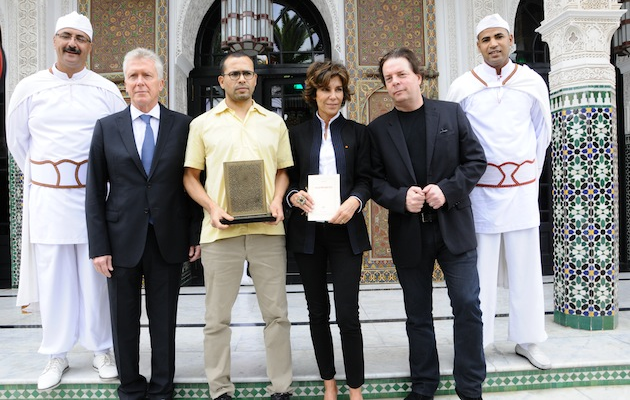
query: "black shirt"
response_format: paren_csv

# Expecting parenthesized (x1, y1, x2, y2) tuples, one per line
(396, 106, 427, 188)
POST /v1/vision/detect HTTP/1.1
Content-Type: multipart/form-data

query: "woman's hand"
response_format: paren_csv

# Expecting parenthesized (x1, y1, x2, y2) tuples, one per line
(329, 197, 360, 225)
(291, 190, 314, 213)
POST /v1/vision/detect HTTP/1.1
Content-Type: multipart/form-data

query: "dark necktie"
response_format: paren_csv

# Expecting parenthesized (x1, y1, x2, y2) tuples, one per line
(140, 114, 155, 174)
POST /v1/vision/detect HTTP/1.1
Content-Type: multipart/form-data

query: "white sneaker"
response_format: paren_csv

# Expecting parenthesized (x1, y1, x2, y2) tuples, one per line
(37, 357, 69, 390)
(93, 352, 118, 380)
(515, 343, 552, 370)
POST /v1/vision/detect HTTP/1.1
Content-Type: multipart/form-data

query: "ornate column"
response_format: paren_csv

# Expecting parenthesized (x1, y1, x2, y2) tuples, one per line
(537, 1, 625, 330)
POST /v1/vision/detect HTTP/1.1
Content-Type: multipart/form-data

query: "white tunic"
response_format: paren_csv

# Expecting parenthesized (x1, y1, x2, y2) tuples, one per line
(7, 66, 127, 305)
(447, 60, 551, 234)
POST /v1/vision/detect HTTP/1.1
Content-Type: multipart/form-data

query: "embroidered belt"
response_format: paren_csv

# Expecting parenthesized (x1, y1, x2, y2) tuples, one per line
(30, 159, 88, 188)
(476, 159, 537, 188)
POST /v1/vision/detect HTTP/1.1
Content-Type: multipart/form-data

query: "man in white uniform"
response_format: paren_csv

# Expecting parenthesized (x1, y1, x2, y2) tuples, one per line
(447, 14, 552, 369)
(6, 11, 127, 390)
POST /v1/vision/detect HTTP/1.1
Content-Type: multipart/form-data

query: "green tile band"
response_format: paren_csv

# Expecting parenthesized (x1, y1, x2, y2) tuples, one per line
(2, 366, 629, 399)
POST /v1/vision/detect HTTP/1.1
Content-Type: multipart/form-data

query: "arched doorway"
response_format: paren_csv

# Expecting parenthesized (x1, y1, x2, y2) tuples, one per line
(188, 0, 330, 120)
(186, 0, 332, 285)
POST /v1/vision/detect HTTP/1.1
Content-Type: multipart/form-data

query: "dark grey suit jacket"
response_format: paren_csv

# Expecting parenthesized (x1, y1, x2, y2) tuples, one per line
(367, 97, 486, 267)
(86, 104, 201, 267)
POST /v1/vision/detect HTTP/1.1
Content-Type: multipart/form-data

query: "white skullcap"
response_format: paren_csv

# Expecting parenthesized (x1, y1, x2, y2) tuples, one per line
(55, 11, 93, 40)
(475, 14, 510, 38)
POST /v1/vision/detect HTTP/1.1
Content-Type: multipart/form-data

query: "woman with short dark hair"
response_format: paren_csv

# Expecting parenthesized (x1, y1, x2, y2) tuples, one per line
(285, 60, 371, 400)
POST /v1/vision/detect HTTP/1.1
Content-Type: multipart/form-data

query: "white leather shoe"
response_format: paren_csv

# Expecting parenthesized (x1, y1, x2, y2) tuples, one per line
(37, 357, 69, 390)
(515, 343, 551, 370)
(93, 352, 118, 380)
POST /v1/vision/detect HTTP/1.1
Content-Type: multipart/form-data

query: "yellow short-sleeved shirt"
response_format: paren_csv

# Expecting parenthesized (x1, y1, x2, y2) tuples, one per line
(184, 100, 294, 244)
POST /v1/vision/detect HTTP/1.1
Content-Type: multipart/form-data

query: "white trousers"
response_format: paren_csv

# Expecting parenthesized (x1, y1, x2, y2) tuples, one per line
(33, 243, 113, 355)
(476, 228, 548, 348)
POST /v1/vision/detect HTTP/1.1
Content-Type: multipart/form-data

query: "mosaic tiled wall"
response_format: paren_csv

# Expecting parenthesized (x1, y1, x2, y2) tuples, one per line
(10, 0, 169, 287)
(550, 86, 619, 330)
(345, 0, 438, 283)
(8, 160, 22, 287)
(80, 0, 169, 103)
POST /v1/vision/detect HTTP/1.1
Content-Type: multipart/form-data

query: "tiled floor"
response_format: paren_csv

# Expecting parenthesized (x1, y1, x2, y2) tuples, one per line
(1, 274, 630, 399)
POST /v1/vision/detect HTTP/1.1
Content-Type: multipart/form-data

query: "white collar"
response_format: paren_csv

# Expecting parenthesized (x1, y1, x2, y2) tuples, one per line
(130, 103, 161, 121)
(51, 64, 89, 80)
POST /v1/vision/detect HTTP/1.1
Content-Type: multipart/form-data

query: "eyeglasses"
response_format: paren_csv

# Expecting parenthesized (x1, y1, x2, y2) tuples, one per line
(222, 70, 256, 81)
(56, 32, 91, 44)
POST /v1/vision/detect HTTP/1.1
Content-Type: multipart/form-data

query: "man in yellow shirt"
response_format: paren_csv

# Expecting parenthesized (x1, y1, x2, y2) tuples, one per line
(183, 51, 294, 400)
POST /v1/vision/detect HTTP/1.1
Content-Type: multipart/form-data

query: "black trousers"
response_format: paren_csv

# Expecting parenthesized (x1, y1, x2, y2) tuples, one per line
(396, 220, 485, 398)
(294, 223, 364, 388)
(108, 225, 183, 400)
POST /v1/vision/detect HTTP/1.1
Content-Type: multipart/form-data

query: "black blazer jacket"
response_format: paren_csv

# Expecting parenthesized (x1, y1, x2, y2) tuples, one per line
(86, 104, 202, 267)
(367, 97, 486, 267)
(286, 114, 371, 255)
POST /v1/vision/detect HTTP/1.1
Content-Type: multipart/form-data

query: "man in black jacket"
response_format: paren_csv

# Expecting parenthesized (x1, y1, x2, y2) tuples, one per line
(368, 47, 487, 400)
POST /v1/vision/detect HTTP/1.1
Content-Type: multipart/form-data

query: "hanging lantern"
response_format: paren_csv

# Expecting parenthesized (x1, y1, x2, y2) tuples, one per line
(613, 1, 630, 56)
(221, 0, 274, 56)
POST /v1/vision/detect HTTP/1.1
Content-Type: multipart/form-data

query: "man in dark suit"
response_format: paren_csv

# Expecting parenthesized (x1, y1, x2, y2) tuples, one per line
(86, 47, 202, 400)
(367, 47, 487, 400)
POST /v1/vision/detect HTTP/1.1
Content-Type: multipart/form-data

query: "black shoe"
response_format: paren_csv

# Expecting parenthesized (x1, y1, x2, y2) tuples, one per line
(404, 392, 434, 400)
(213, 394, 232, 400)
(455, 388, 482, 400)
(270, 393, 291, 400)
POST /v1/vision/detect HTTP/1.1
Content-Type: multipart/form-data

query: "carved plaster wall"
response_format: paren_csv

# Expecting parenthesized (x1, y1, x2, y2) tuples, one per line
(538, 9, 624, 90)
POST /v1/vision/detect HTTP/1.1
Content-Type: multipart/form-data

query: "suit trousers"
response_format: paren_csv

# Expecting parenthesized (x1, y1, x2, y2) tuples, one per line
(108, 225, 183, 400)
(293, 223, 364, 388)
(476, 228, 548, 348)
(395, 220, 485, 398)
(34, 243, 112, 355)
(201, 234, 292, 399)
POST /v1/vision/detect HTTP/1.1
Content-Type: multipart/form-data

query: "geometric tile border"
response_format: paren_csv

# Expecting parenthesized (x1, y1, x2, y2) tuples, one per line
(554, 310, 617, 330)
(2, 366, 629, 399)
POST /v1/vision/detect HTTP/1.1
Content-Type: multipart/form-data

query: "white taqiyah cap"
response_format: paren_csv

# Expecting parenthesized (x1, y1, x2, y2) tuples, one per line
(55, 11, 93, 40)
(475, 13, 510, 38)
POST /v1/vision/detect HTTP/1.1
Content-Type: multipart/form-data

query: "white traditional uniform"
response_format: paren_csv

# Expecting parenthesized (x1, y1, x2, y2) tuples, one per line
(7, 65, 127, 354)
(447, 59, 551, 347)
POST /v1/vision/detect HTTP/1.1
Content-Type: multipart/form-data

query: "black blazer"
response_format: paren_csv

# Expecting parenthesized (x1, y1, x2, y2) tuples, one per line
(367, 97, 486, 267)
(286, 115, 371, 255)
(86, 104, 202, 267)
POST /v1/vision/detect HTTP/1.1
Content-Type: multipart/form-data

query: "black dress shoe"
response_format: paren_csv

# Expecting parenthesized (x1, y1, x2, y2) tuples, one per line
(455, 388, 482, 400)
(213, 394, 232, 400)
(404, 392, 434, 400)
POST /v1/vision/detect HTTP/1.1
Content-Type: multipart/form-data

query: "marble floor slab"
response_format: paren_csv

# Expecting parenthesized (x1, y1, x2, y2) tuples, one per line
(1, 273, 629, 398)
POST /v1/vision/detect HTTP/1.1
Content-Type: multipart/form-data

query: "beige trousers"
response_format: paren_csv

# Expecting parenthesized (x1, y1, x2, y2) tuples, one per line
(201, 235, 292, 398)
